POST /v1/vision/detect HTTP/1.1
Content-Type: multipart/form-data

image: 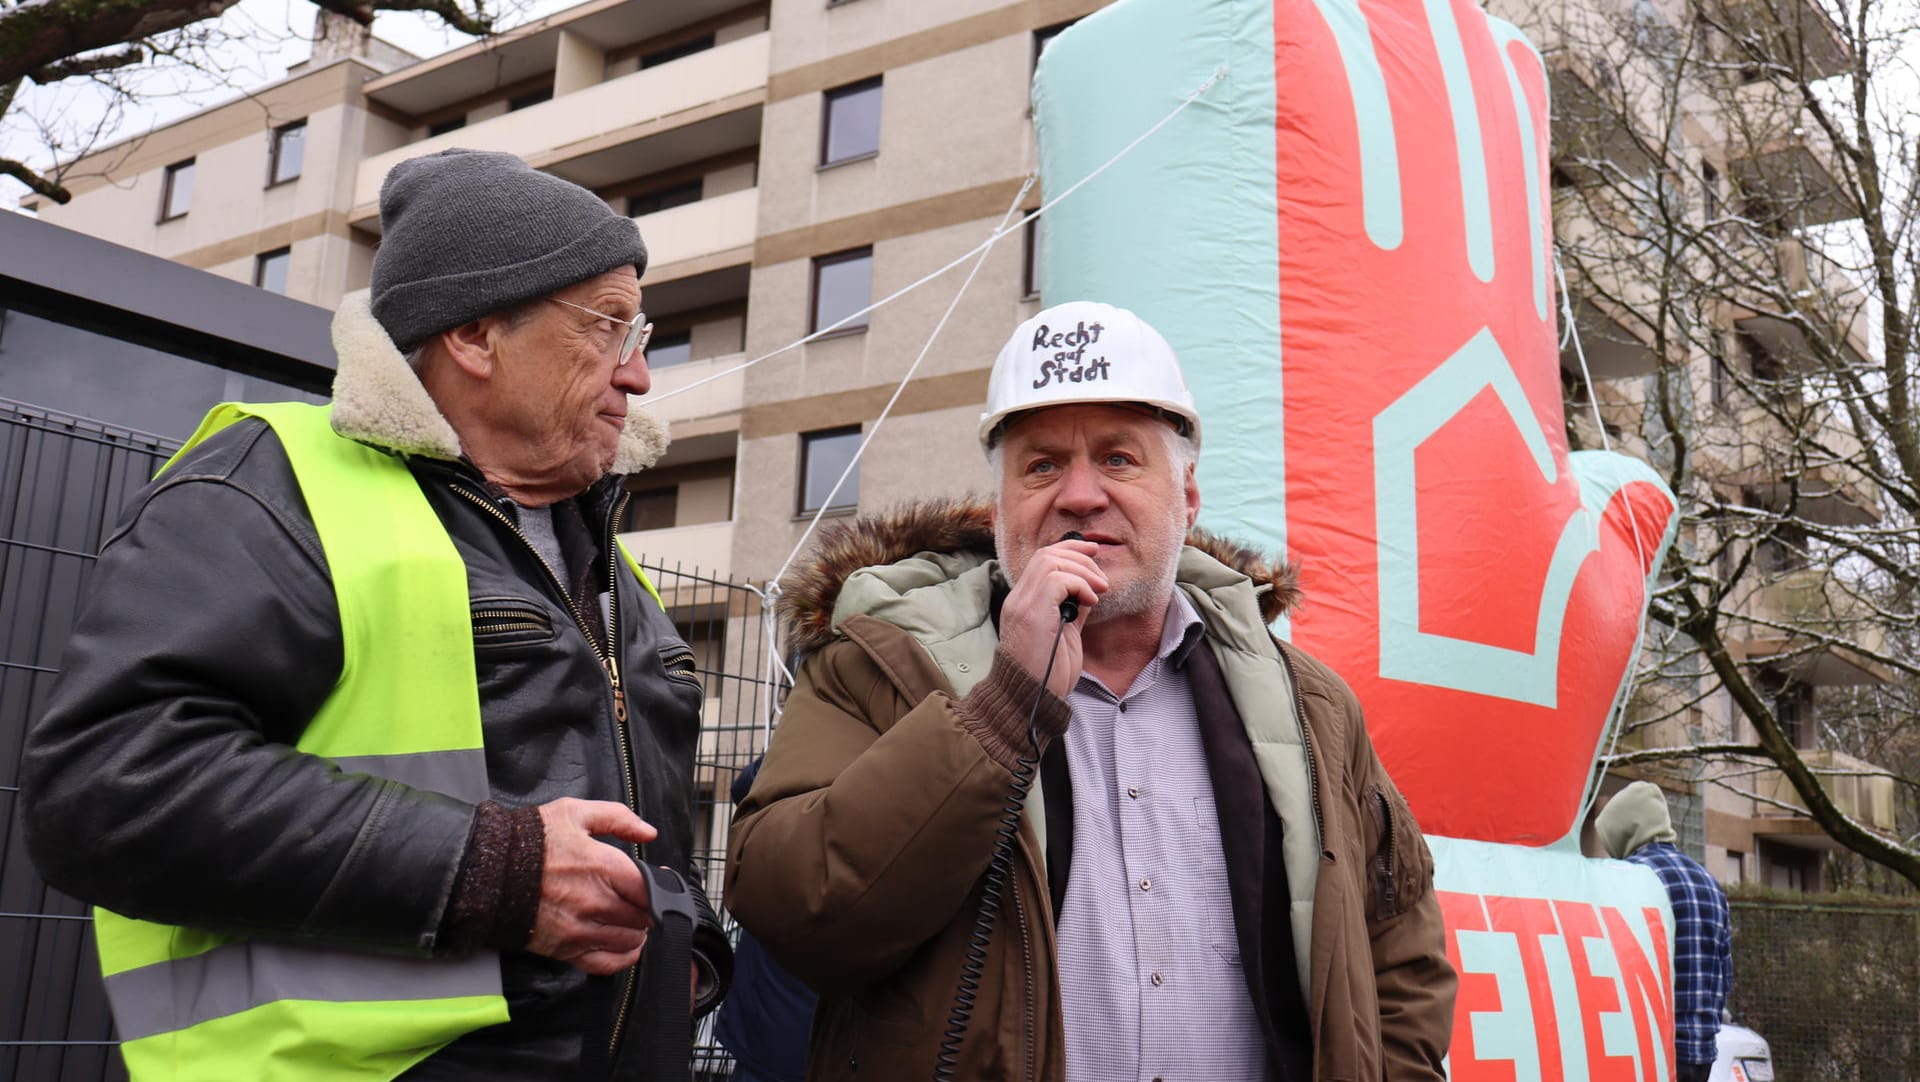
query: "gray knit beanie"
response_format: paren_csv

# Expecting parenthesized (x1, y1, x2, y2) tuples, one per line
(370, 149, 648, 351)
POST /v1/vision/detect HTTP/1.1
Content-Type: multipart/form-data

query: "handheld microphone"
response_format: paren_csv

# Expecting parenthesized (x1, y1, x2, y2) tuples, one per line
(1058, 531, 1085, 623)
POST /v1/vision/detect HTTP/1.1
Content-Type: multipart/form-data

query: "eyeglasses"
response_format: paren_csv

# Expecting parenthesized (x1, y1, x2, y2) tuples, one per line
(546, 297, 653, 366)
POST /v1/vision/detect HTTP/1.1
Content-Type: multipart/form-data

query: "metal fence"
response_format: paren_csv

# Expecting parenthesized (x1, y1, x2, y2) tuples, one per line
(0, 397, 782, 1080)
(1729, 893, 1920, 1081)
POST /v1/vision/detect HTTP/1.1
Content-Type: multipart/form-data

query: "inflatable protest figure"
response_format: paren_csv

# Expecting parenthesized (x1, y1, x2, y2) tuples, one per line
(1036, 1, 1686, 1077)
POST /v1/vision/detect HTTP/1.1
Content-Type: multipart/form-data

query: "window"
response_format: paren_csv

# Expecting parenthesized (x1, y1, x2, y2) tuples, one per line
(628, 485, 679, 531)
(1740, 329, 1785, 383)
(627, 181, 703, 217)
(645, 330, 693, 369)
(642, 34, 715, 68)
(799, 427, 861, 515)
(810, 247, 873, 334)
(160, 159, 195, 221)
(1701, 161, 1721, 221)
(268, 120, 306, 186)
(254, 248, 291, 294)
(821, 78, 882, 165)
(1709, 332, 1731, 408)
(427, 116, 468, 138)
(508, 86, 553, 112)
(1023, 217, 1044, 299)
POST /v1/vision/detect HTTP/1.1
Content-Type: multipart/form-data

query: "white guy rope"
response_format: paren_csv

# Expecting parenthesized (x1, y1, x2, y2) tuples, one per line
(642, 66, 1228, 409)
(1556, 248, 1662, 832)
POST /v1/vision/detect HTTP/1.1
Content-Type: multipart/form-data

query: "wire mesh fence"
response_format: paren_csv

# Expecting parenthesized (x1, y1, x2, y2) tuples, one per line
(1, 399, 178, 1082)
(0, 397, 784, 1081)
(1728, 893, 1920, 1081)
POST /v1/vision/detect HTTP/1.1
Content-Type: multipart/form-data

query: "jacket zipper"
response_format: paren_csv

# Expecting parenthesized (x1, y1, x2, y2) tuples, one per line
(448, 484, 645, 1056)
(1010, 877, 1036, 1082)
(1372, 788, 1398, 915)
(1276, 645, 1326, 851)
(597, 492, 647, 1061)
(471, 609, 552, 637)
(662, 648, 697, 681)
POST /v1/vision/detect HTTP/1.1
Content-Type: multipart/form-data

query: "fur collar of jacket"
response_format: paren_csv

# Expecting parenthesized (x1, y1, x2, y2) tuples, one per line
(778, 497, 1302, 653)
(325, 290, 669, 473)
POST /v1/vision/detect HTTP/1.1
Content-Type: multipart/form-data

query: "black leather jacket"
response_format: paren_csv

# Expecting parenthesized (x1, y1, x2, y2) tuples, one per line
(23, 418, 732, 1079)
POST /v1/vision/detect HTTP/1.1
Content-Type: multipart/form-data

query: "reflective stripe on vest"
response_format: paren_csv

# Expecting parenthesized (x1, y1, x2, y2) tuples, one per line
(94, 401, 510, 1081)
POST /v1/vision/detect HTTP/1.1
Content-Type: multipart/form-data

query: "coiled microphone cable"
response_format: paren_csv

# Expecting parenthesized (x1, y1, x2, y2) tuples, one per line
(933, 579, 1078, 1080)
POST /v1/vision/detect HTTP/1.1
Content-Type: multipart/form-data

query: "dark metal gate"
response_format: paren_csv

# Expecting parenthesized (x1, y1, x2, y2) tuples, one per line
(0, 398, 176, 1082)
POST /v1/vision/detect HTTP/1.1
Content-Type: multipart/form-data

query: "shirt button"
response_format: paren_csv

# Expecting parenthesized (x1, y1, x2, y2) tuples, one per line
(1139, 878, 1152, 891)
(1127, 786, 1140, 799)
(1118, 700, 1128, 712)
(1150, 972, 1163, 986)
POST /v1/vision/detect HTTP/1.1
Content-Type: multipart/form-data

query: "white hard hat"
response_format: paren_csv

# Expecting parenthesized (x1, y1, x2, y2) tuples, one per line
(979, 300, 1201, 450)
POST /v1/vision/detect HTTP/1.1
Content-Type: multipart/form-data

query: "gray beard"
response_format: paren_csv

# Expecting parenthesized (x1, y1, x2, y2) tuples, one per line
(994, 519, 1183, 626)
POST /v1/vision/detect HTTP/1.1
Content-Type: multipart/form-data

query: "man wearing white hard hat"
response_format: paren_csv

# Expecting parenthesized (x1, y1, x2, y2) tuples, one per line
(726, 301, 1454, 1081)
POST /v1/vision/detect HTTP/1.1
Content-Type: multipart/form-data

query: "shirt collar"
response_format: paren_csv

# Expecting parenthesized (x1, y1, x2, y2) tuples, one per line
(1162, 589, 1206, 668)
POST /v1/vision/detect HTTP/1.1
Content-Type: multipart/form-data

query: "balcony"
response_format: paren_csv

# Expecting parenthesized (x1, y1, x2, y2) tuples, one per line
(1721, 78, 1853, 226)
(1736, 567, 1890, 683)
(352, 32, 769, 217)
(636, 187, 757, 281)
(1710, 0, 1851, 82)
(1555, 190, 1666, 378)
(1751, 748, 1898, 838)
(618, 519, 734, 580)
(1731, 237, 1872, 370)
(642, 350, 744, 429)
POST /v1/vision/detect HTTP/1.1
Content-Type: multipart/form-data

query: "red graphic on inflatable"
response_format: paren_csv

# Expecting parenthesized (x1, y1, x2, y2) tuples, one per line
(1273, 0, 1679, 844)
(1441, 890, 1675, 1080)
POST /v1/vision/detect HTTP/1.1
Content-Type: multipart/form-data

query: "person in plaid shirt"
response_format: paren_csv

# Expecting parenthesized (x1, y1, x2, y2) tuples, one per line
(1597, 781, 1734, 1082)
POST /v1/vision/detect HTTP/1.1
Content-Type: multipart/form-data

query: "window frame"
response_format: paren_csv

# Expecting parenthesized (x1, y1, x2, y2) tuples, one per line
(254, 247, 292, 294)
(1022, 217, 1043, 300)
(796, 425, 863, 517)
(267, 119, 307, 188)
(627, 180, 704, 218)
(809, 246, 874, 337)
(507, 86, 554, 112)
(644, 329, 695, 370)
(159, 159, 195, 222)
(819, 76, 883, 167)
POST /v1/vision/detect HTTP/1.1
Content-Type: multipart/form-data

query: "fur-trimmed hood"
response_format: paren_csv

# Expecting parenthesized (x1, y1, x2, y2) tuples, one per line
(326, 290, 669, 473)
(778, 497, 1302, 653)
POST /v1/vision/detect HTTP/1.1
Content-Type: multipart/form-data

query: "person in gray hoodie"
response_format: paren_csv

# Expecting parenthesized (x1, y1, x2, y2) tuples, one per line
(1597, 781, 1734, 1082)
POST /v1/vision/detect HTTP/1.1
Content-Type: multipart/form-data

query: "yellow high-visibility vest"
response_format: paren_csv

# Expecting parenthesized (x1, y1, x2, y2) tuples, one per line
(94, 401, 510, 1081)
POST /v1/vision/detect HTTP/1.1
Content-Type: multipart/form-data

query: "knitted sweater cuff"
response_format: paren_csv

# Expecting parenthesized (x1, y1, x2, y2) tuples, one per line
(954, 649, 1072, 772)
(442, 801, 546, 953)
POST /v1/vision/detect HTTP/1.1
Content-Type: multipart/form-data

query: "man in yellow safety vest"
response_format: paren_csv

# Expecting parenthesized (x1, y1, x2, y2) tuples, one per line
(22, 148, 731, 1081)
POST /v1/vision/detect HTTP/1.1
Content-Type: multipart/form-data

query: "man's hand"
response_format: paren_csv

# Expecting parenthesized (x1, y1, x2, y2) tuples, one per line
(528, 798, 657, 975)
(1000, 537, 1106, 698)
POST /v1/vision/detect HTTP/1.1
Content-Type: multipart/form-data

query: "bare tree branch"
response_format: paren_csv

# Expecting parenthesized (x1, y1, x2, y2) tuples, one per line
(28, 44, 143, 83)
(0, 154, 68, 201)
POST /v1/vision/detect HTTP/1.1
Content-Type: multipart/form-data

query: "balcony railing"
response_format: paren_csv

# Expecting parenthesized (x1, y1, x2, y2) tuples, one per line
(642, 350, 743, 427)
(354, 32, 769, 208)
(1729, 237, 1872, 371)
(1737, 567, 1890, 684)
(618, 519, 734, 580)
(636, 187, 757, 277)
(1751, 748, 1898, 834)
(1720, 78, 1853, 226)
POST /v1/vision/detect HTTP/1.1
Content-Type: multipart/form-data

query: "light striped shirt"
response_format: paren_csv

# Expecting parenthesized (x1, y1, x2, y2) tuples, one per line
(1059, 592, 1268, 1082)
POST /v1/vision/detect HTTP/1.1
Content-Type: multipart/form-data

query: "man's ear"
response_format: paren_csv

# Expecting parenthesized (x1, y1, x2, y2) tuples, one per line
(439, 317, 500, 381)
(1184, 462, 1201, 529)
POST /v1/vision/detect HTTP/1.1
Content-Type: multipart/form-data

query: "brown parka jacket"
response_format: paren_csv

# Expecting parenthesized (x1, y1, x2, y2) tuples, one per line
(725, 500, 1455, 1081)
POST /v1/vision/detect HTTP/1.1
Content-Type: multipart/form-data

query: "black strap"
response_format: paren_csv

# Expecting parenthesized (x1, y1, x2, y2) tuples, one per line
(619, 862, 697, 1082)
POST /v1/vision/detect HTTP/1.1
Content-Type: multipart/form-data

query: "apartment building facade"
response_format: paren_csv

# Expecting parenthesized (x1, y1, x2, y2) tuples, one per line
(24, 0, 1899, 891)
